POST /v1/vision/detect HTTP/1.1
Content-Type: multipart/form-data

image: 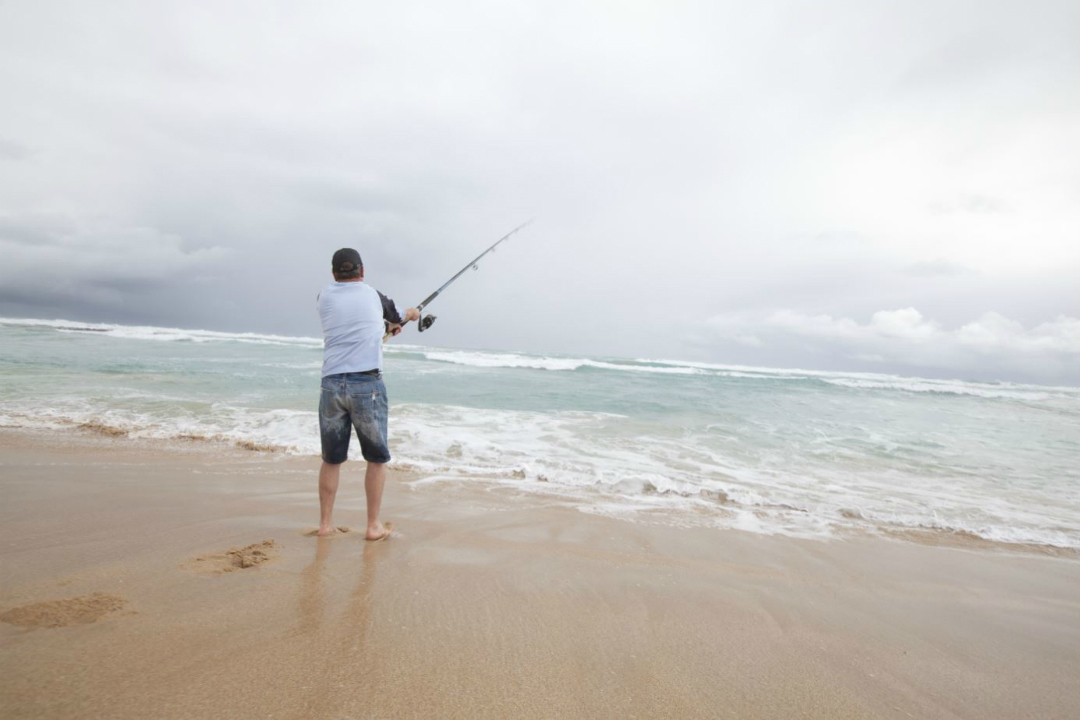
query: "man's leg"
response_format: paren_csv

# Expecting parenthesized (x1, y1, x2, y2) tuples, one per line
(317, 376, 350, 537)
(318, 461, 342, 536)
(364, 461, 389, 540)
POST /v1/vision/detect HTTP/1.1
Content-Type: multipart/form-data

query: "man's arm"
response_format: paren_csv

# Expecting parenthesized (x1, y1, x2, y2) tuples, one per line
(377, 290, 404, 325)
(377, 290, 420, 337)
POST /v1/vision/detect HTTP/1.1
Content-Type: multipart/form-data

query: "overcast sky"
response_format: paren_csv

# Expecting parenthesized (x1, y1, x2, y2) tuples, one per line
(1, 0, 1078, 383)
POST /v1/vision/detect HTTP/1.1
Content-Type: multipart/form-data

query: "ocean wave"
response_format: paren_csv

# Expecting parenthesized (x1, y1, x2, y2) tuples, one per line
(422, 350, 586, 371)
(819, 377, 1058, 401)
(640, 357, 1079, 400)
(0, 317, 323, 348)
(421, 349, 703, 374)
(6, 317, 1076, 400)
(419, 346, 1077, 395)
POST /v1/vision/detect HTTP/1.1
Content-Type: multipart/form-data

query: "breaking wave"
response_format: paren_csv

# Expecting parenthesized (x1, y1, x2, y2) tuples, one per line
(419, 349, 702, 374)
(0, 317, 323, 348)
(5, 317, 1076, 401)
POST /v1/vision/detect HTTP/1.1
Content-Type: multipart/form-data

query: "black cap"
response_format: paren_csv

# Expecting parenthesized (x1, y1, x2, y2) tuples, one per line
(332, 248, 363, 275)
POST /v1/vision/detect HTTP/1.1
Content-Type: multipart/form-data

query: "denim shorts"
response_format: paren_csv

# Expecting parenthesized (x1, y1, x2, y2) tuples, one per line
(318, 372, 391, 464)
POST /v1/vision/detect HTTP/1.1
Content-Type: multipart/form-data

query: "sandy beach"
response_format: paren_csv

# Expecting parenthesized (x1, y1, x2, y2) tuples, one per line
(1, 428, 1078, 719)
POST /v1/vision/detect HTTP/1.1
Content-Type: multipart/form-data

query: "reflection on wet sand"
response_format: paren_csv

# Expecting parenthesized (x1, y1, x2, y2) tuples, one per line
(297, 537, 333, 636)
(297, 539, 387, 640)
(292, 537, 391, 717)
(341, 542, 384, 654)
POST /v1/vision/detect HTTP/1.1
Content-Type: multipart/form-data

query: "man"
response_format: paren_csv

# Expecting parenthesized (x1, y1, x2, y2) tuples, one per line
(316, 248, 419, 539)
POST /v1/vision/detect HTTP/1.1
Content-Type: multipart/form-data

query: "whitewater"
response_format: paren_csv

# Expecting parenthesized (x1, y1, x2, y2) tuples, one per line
(2, 317, 1078, 551)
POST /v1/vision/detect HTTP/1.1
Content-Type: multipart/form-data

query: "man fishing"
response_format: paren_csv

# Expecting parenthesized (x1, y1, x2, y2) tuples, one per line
(314, 223, 530, 539)
(316, 248, 419, 539)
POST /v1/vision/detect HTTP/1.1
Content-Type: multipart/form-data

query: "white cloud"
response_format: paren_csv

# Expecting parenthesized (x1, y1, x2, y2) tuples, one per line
(702, 307, 1080, 381)
(957, 312, 1080, 354)
(767, 307, 941, 342)
(758, 307, 1079, 354)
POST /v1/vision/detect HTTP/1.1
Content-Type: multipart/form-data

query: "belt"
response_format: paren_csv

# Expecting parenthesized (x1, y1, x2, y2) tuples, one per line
(327, 369, 381, 379)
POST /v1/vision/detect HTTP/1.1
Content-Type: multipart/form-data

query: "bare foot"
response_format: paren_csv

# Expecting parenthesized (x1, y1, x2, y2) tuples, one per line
(366, 521, 393, 542)
(313, 525, 350, 538)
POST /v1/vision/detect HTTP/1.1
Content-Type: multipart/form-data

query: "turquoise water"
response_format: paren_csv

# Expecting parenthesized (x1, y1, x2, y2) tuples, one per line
(2, 317, 1078, 549)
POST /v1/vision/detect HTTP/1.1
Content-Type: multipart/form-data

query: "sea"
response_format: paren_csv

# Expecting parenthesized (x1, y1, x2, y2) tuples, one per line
(2, 317, 1078, 551)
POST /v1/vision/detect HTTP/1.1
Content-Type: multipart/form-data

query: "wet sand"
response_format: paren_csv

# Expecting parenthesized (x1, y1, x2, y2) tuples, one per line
(1, 428, 1079, 719)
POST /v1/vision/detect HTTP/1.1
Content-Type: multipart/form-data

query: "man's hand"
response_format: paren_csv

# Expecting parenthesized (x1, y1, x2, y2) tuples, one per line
(384, 308, 420, 342)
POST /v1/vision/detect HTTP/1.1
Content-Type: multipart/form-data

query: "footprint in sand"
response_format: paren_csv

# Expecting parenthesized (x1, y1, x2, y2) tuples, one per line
(302, 526, 352, 538)
(0, 593, 129, 629)
(183, 540, 279, 574)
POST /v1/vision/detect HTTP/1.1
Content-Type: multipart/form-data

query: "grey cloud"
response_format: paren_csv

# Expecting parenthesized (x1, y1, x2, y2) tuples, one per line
(0, 216, 228, 310)
(0, 138, 34, 161)
(0, 0, 1078, 382)
(0, 217, 60, 246)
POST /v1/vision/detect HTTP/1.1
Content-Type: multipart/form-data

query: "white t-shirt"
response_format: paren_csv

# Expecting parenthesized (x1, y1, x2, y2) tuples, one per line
(317, 281, 403, 377)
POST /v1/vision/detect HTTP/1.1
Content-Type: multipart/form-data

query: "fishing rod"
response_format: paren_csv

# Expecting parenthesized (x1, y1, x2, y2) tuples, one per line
(384, 220, 533, 342)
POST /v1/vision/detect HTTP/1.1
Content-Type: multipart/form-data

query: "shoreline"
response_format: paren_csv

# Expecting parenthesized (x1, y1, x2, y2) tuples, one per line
(2, 422, 1076, 560)
(2, 427, 1079, 718)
